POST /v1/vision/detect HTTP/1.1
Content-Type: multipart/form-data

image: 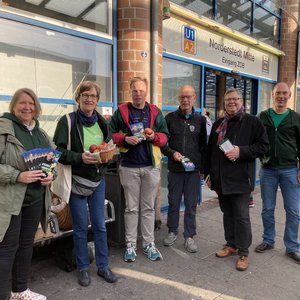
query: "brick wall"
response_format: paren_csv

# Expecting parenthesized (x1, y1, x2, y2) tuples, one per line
(279, 0, 299, 107)
(117, 1, 163, 106)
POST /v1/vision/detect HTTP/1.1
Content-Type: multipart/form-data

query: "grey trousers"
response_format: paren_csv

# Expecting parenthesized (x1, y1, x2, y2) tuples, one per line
(119, 165, 161, 247)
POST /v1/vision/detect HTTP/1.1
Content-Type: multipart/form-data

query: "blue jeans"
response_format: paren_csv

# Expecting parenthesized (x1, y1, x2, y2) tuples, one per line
(69, 178, 108, 270)
(260, 167, 300, 253)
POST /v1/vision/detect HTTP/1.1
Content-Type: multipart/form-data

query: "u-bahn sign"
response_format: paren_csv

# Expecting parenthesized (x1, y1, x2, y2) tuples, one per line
(182, 26, 196, 55)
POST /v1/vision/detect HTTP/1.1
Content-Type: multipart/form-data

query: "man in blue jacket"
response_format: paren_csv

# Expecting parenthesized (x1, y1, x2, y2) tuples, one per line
(255, 82, 300, 264)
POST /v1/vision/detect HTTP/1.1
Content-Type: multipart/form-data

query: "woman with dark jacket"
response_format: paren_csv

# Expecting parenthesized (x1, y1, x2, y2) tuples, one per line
(53, 81, 117, 287)
(0, 88, 53, 300)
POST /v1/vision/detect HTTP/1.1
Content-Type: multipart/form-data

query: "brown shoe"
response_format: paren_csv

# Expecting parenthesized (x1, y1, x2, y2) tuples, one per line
(216, 245, 238, 258)
(236, 256, 249, 271)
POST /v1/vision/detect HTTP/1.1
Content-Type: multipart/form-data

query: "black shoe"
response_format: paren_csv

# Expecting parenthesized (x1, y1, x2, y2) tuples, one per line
(78, 269, 91, 287)
(97, 267, 117, 283)
(255, 242, 274, 253)
(286, 251, 300, 264)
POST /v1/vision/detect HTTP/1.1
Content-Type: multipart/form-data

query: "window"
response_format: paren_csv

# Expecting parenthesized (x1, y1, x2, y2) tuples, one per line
(253, 5, 280, 47)
(0, 18, 112, 100)
(259, 81, 274, 112)
(0, 17, 112, 137)
(171, 0, 282, 48)
(1, 0, 111, 35)
(216, 0, 251, 35)
(170, 0, 214, 19)
(205, 71, 217, 121)
(163, 58, 201, 109)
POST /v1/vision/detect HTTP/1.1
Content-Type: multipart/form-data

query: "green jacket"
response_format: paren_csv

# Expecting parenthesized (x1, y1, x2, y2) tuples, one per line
(53, 110, 111, 181)
(259, 108, 300, 169)
(0, 117, 52, 242)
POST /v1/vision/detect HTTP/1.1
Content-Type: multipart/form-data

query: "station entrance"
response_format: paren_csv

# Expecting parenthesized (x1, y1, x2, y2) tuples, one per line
(204, 68, 258, 121)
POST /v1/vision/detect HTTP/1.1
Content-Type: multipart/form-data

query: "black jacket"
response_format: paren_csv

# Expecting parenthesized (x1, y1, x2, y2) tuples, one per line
(207, 113, 269, 194)
(161, 108, 207, 172)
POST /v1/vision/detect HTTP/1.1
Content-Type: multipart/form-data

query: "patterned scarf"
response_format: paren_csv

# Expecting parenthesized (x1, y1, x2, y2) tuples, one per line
(78, 108, 98, 127)
(216, 106, 244, 145)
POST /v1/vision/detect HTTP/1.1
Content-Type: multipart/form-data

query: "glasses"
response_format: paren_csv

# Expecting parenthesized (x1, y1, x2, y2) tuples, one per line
(224, 97, 241, 102)
(179, 95, 194, 100)
(80, 93, 98, 100)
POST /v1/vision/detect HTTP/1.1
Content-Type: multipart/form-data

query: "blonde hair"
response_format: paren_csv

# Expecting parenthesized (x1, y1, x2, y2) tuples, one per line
(74, 81, 101, 102)
(129, 77, 148, 90)
(9, 88, 42, 118)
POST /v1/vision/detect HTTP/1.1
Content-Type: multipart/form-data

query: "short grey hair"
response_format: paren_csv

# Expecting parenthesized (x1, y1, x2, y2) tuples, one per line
(224, 88, 243, 99)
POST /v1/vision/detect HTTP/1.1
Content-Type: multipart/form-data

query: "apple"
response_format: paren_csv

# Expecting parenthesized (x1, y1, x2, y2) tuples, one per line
(89, 144, 98, 153)
(98, 142, 109, 151)
(144, 128, 154, 135)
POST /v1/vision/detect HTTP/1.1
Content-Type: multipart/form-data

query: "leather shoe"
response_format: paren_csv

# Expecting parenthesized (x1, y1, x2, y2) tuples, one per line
(255, 242, 274, 253)
(286, 251, 300, 264)
(97, 267, 117, 283)
(236, 256, 249, 271)
(78, 269, 91, 287)
(216, 245, 238, 258)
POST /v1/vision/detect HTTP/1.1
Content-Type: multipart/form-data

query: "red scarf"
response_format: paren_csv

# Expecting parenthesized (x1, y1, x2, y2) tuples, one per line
(216, 106, 244, 145)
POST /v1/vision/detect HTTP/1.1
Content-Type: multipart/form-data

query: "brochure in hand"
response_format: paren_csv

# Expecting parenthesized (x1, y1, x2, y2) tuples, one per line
(22, 148, 61, 176)
(181, 156, 195, 172)
(130, 122, 146, 141)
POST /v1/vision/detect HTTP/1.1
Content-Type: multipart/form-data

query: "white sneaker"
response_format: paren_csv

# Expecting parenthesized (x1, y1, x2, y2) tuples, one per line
(10, 289, 47, 300)
(184, 237, 198, 253)
(163, 232, 177, 246)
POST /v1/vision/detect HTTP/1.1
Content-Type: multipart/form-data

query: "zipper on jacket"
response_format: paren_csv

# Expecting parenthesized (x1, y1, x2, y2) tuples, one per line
(274, 127, 278, 157)
(183, 120, 187, 154)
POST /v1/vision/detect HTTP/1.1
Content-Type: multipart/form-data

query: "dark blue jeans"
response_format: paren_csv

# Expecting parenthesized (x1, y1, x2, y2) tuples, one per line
(218, 192, 252, 256)
(0, 200, 43, 300)
(167, 171, 200, 238)
(69, 178, 109, 271)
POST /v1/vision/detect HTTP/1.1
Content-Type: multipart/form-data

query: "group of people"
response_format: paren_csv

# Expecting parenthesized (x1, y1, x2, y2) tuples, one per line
(0, 78, 299, 300)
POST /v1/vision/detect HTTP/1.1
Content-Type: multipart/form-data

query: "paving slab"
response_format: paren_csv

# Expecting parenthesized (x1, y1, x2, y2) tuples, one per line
(28, 186, 300, 300)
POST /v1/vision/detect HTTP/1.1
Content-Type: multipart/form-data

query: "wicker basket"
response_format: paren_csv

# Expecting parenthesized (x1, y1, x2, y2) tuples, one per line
(51, 193, 72, 230)
(100, 146, 116, 161)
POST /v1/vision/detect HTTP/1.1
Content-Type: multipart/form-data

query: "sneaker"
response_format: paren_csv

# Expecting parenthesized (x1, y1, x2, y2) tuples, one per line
(236, 256, 249, 271)
(216, 245, 238, 258)
(143, 242, 163, 261)
(11, 289, 46, 300)
(255, 242, 274, 253)
(163, 232, 177, 246)
(124, 243, 137, 262)
(97, 267, 118, 283)
(77, 269, 91, 287)
(184, 237, 198, 253)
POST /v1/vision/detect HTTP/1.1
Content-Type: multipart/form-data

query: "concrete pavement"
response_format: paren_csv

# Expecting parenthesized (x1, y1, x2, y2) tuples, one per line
(29, 187, 300, 300)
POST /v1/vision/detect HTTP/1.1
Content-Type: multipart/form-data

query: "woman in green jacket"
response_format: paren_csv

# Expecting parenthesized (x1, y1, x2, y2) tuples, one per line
(0, 88, 53, 300)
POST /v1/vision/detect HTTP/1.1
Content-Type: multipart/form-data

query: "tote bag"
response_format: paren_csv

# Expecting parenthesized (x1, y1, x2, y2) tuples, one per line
(51, 114, 72, 203)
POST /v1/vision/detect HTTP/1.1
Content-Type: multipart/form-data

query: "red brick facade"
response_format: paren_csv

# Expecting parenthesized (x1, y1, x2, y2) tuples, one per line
(117, 0, 163, 106)
(279, 0, 299, 107)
